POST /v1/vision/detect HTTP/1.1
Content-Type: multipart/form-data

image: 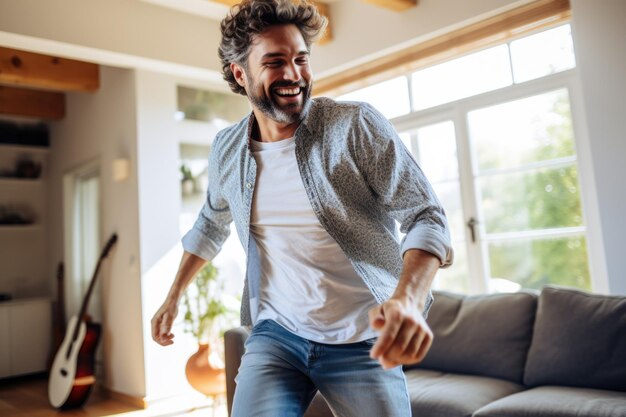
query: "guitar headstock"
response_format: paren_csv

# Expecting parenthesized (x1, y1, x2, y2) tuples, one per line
(101, 233, 118, 258)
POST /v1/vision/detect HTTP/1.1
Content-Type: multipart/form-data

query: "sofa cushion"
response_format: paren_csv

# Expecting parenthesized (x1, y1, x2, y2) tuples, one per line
(412, 290, 537, 383)
(524, 286, 626, 391)
(473, 386, 626, 417)
(405, 368, 525, 417)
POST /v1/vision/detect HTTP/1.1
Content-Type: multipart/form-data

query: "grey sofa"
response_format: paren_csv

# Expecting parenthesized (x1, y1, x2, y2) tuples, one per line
(224, 286, 626, 416)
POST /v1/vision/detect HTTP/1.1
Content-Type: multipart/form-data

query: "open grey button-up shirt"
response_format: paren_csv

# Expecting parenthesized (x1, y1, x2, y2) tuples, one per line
(182, 97, 453, 326)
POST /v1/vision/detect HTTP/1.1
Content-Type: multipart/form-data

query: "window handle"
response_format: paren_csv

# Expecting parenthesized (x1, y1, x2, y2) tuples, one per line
(467, 217, 478, 243)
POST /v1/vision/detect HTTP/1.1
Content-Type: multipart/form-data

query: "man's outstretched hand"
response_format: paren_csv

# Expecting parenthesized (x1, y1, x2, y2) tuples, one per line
(368, 296, 433, 370)
(151, 301, 178, 346)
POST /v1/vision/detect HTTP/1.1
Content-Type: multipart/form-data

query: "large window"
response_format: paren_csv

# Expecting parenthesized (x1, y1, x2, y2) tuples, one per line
(337, 24, 593, 294)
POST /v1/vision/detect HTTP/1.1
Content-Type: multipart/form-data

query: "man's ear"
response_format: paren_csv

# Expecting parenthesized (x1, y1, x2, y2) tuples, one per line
(231, 62, 246, 89)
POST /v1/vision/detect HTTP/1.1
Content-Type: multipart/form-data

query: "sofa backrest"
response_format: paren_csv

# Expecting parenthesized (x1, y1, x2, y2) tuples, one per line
(413, 290, 538, 384)
(524, 286, 626, 392)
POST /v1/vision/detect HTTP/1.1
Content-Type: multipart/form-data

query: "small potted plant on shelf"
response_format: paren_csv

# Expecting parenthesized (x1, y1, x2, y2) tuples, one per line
(180, 164, 194, 196)
(181, 261, 238, 397)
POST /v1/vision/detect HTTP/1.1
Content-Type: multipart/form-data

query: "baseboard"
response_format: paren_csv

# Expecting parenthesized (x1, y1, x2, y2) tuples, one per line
(105, 388, 147, 409)
(142, 392, 217, 412)
(103, 388, 218, 412)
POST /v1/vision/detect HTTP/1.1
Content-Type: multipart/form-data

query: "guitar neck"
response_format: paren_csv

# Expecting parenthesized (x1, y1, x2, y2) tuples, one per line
(70, 234, 118, 343)
(78, 258, 104, 318)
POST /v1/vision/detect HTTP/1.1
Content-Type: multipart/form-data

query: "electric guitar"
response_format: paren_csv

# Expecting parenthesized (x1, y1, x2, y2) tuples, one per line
(48, 233, 118, 409)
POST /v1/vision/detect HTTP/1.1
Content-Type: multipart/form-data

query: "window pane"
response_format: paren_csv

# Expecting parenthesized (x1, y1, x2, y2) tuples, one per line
(411, 45, 512, 111)
(468, 89, 575, 172)
(479, 164, 583, 234)
(402, 122, 463, 238)
(435, 241, 468, 294)
(488, 236, 591, 291)
(432, 182, 464, 241)
(337, 76, 410, 119)
(511, 25, 576, 83)
(415, 121, 458, 182)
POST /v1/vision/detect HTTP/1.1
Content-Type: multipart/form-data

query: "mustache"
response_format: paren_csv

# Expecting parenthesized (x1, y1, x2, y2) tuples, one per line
(271, 80, 308, 89)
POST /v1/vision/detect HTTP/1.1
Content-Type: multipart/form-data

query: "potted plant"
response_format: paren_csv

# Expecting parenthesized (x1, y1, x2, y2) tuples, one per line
(180, 164, 194, 196)
(181, 262, 238, 397)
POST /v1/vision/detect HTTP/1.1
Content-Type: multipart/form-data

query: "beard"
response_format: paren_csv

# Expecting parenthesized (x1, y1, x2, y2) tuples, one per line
(246, 74, 312, 124)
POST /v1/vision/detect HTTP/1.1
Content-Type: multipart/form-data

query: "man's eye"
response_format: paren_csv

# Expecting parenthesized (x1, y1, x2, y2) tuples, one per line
(265, 61, 281, 67)
(296, 58, 308, 65)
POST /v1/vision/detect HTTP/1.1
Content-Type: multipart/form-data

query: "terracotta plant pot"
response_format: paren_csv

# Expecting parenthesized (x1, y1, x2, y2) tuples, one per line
(185, 343, 226, 396)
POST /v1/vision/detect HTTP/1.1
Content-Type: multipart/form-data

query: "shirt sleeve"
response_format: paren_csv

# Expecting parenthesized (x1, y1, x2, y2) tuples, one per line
(181, 139, 233, 261)
(354, 103, 454, 267)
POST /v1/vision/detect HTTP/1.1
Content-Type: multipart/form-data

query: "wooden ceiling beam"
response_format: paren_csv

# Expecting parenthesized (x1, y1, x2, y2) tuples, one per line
(360, 0, 417, 12)
(0, 86, 65, 120)
(210, 0, 239, 7)
(0, 47, 99, 93)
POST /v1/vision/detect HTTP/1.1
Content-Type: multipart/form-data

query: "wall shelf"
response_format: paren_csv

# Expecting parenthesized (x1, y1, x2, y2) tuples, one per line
(0, 144, 50, 154)
(0, 224, 40, 231)
(0, 178, 43, 185)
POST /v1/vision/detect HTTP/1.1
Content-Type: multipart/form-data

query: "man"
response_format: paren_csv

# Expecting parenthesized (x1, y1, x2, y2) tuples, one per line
(152, 0, 453, 416)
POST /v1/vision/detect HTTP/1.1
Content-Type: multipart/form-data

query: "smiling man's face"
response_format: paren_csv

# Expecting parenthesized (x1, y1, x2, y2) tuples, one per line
(234, 24, 313, 125)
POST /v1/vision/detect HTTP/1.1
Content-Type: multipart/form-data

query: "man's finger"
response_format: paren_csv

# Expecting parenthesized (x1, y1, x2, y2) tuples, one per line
(403, 329, 426, 364)
(370, 305, 402, 359)
(386, 318, 418, 359)
(151, 320, 158, 341)
(152, 316, 165, 342)
(380, 357, 400, 370)
(368, 305, 385, 330)
(160, 313, 172, 334)
(414, 331, 433, 363)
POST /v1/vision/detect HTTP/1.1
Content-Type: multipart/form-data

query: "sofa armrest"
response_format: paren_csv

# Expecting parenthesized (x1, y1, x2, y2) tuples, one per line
(224, 326, 250, 416)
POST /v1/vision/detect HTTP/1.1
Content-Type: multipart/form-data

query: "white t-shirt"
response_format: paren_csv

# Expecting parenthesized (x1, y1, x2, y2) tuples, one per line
(250, 137, 378, 344)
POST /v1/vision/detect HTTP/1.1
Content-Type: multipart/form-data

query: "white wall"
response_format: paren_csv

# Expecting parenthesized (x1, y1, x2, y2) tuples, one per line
(135, 70, 192, 402)
(48, 66, 145, 397)
(570, 0, 626, 295)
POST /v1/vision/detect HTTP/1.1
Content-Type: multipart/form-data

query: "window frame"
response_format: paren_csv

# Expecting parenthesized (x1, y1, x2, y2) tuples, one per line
(314, 0, 571, 97)
(390, 68, 608, 294)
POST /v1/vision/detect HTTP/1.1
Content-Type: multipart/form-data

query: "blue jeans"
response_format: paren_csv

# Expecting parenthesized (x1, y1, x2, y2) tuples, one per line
(231, 319, 412, 417)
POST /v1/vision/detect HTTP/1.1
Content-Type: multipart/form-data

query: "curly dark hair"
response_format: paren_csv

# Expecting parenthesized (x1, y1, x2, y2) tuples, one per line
(218, 0, 327, 96)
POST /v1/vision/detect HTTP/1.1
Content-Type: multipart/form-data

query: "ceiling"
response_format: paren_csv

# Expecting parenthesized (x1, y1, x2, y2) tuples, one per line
(140, 0, 351, 21)
(139, 0, 230, 20)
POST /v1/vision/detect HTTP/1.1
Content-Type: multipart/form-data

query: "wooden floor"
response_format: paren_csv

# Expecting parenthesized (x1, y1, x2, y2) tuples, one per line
(0, 374, 227, 417)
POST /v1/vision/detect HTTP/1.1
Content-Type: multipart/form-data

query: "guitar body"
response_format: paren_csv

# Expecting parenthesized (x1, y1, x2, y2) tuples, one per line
(48, 315, 101, 408)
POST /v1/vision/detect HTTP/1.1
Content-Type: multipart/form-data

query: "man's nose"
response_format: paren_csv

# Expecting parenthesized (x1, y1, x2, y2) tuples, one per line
(283, 62, 301, 82)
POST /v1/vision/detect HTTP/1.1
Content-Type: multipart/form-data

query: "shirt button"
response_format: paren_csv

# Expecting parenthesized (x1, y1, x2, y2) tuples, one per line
(246, 183, 252, 189)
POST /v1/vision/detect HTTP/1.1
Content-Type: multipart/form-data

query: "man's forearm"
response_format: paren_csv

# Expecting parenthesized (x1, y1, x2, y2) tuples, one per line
(392, 249, 440, 313)
(166, 251, 208, 302)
